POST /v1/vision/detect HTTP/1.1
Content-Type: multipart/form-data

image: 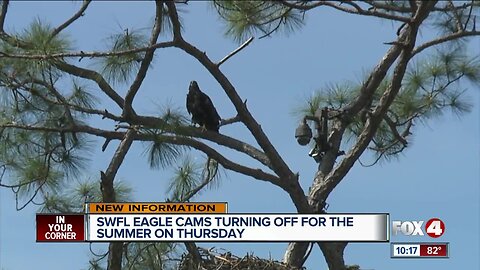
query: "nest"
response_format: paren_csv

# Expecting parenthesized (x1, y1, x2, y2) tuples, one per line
(178, 248, 305, 270)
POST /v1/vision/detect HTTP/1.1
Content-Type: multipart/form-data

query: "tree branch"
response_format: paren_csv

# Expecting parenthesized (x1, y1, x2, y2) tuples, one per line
(48, 0, 91, 42)
(123, 0, 164, 118)
(344, 33, 406, 116)
(447, 0, 465, 33)
(278, 1, 323, 11)
(217, 37, 254, 67)
(7, 75, 122, 121)
(164, 135, 283, 187)
(166, 2, 295, 181)
(431, 1, 475, 12)
(317, 242, 348, 270)
(101, 128, 136, 270)
(0, 0, 8, 33)
(412, 30, 480, 57)
(364, 1, 412, 13)
(320, 0, 438, 202)
(286, 4, 439, 267)
(1, 122, 282, 188)
(383, 115, 408, 146)
(53, 60, 125, 109)
(101, 129, 136, 202)
(341, 1, 411, 22)
(165, 1, 182, 40)
(280, 0, 411, 22)
(219, 115, 241, 126)
(132, 114, 273, 170)
(0, 0, 33, 50)
(0, 41, 176, 60)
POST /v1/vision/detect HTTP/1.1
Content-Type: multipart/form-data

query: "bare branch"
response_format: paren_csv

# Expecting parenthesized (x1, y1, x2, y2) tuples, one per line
(217, 37, 254, 67)
(44, 67, 77, 128)
(358, 152, 384, 167)
(219, 115, 241, 126)
(53, 61, 125, 109)
(0, 0, 33, 50)
(48, 0, 92, 42)
(412, 30, 480, 56)
(447, 0, 465, 32)
(167, 4, 294, 180)
(15, 181, 46, 211)
(101, 128, 135, 270)
(432, 1, 475, 12)
(0, 41, 176, 60)
(176, 169, 216, 203)
(165, 1, 182, 40)
(364, 0, 412, 13)
(342, 1, 411, 22)
(281, 0, 411, 22)
(0, 0, 8, 32)
(165, 135, 283, 186)
(123, 0, 164, 118)
(383, 115, 408, 146)
(279, 1, 323, 11)
(101, 128, 136, 202)
(463, 0, 475, 31)
(344, 34, 405, 115)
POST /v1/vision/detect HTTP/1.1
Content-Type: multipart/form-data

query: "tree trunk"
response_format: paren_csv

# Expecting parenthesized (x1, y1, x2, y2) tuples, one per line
(318, 242, 347, 270)
(101, 129, 136, 270)
(107, 242, 123, 270)
(283, 242, 309, 267)
(284, 242, 347, 270)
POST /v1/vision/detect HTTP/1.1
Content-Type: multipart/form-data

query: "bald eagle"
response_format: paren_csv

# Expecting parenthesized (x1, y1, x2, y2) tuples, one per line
(186, 81, 221, 132)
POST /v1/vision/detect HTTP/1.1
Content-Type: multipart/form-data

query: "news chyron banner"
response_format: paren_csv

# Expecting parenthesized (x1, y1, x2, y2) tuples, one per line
(37, 202, 389, 242)
(36, 202, 226, 242)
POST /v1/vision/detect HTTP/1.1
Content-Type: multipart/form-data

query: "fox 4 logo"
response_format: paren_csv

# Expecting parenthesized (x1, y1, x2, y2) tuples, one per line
(392, 218, 445, 238)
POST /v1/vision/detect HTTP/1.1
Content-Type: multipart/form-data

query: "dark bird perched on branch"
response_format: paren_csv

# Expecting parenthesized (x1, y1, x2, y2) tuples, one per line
(186, 81, 221, 132)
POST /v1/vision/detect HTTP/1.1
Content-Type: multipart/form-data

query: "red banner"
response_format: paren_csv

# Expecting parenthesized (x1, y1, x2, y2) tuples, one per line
(36, 214, 85, 242)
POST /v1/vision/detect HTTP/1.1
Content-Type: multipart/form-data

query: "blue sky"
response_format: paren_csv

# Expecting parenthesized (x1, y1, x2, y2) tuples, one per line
(0, 2, 479, 269)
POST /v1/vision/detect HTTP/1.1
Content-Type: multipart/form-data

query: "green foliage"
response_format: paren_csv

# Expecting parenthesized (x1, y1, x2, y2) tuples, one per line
(167, 155, 223, 202)
(0, 17, 101, 210)
(15, 157, 63, 198)
(145, 138, 185, 169)
(68, 80, 99, 111)
(294, 46, 479, 163)
(142, 105, 189, 169)
(0, 18, 71, 78)
(39, 177, 132, 213)
(167, 155, 202, 201)
(396, 47, 477, 120)
(22, 18, 72, 53)
(100, 28, 148, 84)
(42, 193, 73, 213)
(213, 1, 305, 42)
(430, 1, 480, 35)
